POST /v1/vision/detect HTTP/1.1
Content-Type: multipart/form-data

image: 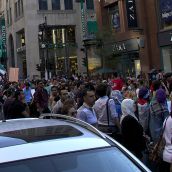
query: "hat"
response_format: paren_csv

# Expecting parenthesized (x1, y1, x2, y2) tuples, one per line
(138, 87, 149, 99)
(156, 88, 166, 103)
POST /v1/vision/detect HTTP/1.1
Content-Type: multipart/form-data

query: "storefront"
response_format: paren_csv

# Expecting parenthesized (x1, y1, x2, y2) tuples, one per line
(158, 30, 172, 72)
(105, 38, 141, 77)
(39, 25, 77, 78)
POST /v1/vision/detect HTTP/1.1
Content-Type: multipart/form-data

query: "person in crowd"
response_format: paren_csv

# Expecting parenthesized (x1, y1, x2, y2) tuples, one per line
(136, 79, 145, 98)
(150, 80, 162, 101)
(33, 81, 50, 115)
(111, 72, 123, 91)
(23, 82, 32, 106)
(137, 87, 150, 132)
(76, 84, 97, 127)
(3, 88, 15, 119)
(61, 98, 77, 117)
(120, 99, 146, 159)
(52, 87, 69, 114)
(5, 89, 30, 119)
(75, 81, 85, 109)
(149, 88, 169, 143)
(160, 114, 172, 172)
(49, 86, 60, 111)
(94, 83, 120, 134)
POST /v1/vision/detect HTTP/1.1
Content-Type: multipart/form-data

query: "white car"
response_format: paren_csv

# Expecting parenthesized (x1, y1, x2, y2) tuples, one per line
(0, 114, 151, 172)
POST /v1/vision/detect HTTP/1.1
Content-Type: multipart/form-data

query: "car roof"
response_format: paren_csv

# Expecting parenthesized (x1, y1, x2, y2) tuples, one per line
(0, 117, 110, 164)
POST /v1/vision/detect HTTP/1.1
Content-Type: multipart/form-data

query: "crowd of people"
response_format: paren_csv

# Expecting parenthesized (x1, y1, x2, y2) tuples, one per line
(0, 71, 172, 172)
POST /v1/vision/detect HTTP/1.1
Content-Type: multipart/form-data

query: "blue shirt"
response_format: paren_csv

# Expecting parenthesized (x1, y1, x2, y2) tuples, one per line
(23, 87, 32, 103)
(77, 103, 97, 127)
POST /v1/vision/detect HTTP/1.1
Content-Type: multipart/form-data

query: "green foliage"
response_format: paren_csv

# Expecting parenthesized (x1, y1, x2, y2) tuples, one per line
(95, 27, 115, 59)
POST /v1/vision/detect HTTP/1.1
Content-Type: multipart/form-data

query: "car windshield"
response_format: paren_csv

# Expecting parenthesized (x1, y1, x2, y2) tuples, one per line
(0, 147, 145, 172)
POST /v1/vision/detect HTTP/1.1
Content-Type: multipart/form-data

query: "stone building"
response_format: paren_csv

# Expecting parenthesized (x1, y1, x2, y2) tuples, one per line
(4, 0, 96, 79)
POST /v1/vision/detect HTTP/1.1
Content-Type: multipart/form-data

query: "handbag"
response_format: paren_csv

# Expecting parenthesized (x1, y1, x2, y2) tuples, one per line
(148, 116, 168, 163)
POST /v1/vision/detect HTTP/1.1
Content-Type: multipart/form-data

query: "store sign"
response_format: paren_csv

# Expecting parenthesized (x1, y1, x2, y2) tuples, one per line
(112, 39, 139, 54)
(126, 0, 137, 28)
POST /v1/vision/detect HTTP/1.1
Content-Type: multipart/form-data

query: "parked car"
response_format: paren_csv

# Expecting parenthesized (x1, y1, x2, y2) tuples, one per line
(0, 114, 151, 172)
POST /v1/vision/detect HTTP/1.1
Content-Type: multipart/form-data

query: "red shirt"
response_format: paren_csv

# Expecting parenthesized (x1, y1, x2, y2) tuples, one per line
(112, 78, 123, 91)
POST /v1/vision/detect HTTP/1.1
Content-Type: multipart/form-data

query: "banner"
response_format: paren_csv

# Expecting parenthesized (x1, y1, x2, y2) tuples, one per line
(9, 68, 19, 82)
(0, 17, 7, 58)
(160, 0, 172, 27)
(126, 0, 137, 28)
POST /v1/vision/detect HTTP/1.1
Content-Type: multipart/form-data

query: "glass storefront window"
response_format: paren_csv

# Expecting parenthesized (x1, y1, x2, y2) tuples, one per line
(161, 46, 172, 72)
(159, 0, 172, 30)
(39, 26, 77, 77)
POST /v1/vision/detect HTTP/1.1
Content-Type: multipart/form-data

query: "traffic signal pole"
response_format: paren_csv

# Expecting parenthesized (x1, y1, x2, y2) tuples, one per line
(80, 0, 89, 76)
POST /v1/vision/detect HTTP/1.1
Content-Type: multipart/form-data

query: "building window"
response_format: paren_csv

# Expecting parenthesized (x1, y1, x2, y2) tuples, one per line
(159, 0, 172, 30)
(15, 0, 24, 19)
(21, 0, 24, 14)
(18, 0, 21, 16)
(10, 7, 12, 24)
(109, 4, 120, 31)
(86, 0, 94, 10)
(39, 0, 48, 10)
(64, 0, 73, 10)
(52, 0, 60, 10)
(15, 2, 18, 18)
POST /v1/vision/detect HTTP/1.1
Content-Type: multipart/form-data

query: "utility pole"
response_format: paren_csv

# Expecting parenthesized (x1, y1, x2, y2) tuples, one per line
(76, 0, 89, 76)
(44, 16, 48, 80)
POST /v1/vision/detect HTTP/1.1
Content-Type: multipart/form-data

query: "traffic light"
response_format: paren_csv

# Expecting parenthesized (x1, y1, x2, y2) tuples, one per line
(82, 57, 87, 67)
(36, 64, 41, 71)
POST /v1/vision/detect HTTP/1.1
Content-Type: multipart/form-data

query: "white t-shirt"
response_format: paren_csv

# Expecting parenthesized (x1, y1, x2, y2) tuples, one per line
(163, 116, 172, 163)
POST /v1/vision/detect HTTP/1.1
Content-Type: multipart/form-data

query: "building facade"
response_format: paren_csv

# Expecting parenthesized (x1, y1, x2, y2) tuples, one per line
(4, 0, 97, 79)
(157, 0, 172, 72)
(95, 0, 161, 77)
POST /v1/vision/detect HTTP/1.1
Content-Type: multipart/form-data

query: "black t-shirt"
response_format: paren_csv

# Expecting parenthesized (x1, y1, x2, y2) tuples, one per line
(7, 100, 26, 119)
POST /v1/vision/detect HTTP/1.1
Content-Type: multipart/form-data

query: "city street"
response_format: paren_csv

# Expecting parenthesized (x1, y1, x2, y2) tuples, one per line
(0, 0, 171, 172)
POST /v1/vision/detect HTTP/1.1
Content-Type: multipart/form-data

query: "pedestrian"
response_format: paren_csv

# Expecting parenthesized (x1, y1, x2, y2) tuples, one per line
(149, 88, 169, 143)
(137, 87, 150, 132)
(160, 114, 172, 172)
(120, 99, 146, 159)
(52, 87, 69, 114)
(61, 98, 77, 117)
(5, 89, 30, 119)
(94, 83, 120, 137)
(33, 81, 50, 115)
(23, 82, 32, 106)
(76, 84, 97, 127)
